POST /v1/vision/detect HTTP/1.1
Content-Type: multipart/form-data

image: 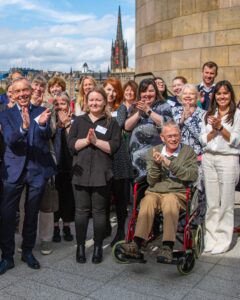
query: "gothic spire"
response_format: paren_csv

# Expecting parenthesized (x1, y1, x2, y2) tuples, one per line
(116, 5, 123, 41)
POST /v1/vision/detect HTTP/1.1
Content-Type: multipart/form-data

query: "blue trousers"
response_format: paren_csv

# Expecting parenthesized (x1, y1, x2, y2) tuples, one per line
(0, 173, 46, 260)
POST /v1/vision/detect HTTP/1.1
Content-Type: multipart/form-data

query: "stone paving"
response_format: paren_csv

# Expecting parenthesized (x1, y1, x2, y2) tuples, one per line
(0, 203, 239, 299)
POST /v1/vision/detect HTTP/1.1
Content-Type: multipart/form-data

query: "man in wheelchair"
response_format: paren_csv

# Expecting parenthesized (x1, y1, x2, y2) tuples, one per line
(121, 121, 198, 263)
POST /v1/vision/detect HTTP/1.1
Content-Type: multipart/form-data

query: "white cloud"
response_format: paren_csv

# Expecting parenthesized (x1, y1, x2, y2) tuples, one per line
(0, 0, 135, 72)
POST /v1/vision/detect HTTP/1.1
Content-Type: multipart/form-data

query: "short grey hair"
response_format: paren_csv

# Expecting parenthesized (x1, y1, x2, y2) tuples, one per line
(179, 84, 198, 103)
(161, 120, 180, 134)
(31, 75, 47, 88)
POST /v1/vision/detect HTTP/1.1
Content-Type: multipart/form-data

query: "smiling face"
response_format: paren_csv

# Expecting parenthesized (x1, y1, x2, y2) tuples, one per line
(54, 97, 69, 113)
(215, 85, 231, 110)
(172, 79, 185, 97)
(12, 79, 32, 108)
(155, 79, 165, 93)
(124, 85, 135, 104)
(160, 126, 181, 153)
(31, 81, 45, 105)
(104, 83, 117, 105)
(83, 78, 95, 96)
(140, 84, 156, 106)
(87, 91, 106, 116)
(181, 87, 197, 107)
(202, 66, 217, 87)
(49, 83, 63, 97)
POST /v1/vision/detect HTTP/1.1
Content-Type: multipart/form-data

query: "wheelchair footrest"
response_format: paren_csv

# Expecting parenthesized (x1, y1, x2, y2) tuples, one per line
(157, 251, 185, 265)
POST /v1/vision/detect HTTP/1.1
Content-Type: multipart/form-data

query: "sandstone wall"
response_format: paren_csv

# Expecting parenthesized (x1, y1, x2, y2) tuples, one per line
(136, 0, 240, 97)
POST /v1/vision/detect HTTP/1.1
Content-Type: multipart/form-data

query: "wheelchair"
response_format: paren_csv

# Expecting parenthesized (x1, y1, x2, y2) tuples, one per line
(112, 176, 204, 275)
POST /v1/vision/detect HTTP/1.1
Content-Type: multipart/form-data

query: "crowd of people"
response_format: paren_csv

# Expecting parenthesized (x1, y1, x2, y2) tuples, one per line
(0, 60, 239, 274)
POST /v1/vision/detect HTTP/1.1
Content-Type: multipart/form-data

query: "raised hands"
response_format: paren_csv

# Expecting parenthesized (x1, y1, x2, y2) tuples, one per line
(152, 148, 171, 167)
(38, 108, 51, 126)
(22, 106, 30, 130)
(136, 97, 150, 114)
(207, 115, 222, 130)
(87, 128, 97, 145)
(57, 110, 71, 128)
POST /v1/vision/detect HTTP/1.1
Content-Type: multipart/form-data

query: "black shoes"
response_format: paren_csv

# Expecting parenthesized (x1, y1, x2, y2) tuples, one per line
(63, 226, 74, 242)
(21, 253, 40, 269)
(92, 245, 103, 264)
(52, 226, 61, 242)
(76, 245, 86, 263)
(0, 259, 15, 275)
(53, 226, 73, 242)
(110, 229, 125, 247)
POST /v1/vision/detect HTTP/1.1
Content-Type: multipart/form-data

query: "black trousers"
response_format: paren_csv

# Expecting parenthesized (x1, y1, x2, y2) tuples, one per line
(107, 179, 128, 231)
(0, 175, 46, 260)
(54, 172, 75, 223)
(74, 185, 110, 246)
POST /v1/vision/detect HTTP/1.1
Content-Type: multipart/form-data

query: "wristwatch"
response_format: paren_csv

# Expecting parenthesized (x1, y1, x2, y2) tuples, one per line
(147, 109, 152, 116)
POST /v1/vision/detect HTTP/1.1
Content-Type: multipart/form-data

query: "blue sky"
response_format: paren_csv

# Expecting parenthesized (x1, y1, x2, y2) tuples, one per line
(0, 0, 135, 72)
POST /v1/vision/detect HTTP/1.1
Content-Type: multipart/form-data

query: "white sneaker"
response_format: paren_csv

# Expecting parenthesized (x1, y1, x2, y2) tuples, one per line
(40, 241, 53, 255)
(211, 245, 228, 255)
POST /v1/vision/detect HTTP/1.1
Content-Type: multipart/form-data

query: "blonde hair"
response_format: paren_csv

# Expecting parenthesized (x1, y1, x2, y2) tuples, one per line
(179, 84, 198, 106)
(86, 87, 112, 120)
(76, 76, 97, 111)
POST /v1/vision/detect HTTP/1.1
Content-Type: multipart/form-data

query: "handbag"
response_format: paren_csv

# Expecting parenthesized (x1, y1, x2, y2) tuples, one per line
(40, 177, 59, 213)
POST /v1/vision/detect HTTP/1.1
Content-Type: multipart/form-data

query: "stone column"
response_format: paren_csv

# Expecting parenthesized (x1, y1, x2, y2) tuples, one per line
(136, 0, 240, 96)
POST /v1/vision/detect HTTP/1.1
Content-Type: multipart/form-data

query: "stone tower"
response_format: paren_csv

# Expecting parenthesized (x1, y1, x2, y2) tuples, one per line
(136, 0, 240, 95)
(111, 6, 128, 71)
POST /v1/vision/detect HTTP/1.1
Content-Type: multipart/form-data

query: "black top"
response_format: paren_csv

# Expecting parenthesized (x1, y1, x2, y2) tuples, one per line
(68, 113, 121, 187)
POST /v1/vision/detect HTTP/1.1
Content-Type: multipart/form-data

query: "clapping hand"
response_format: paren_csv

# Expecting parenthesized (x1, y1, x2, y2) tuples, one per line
(207, 116, 222, 130)
(152, 148, 163, 164)
(136, 96, 150, 114)
(38, 108, 51, 126)
(152, 148, 171, 167)
(22, 107, 30, 130)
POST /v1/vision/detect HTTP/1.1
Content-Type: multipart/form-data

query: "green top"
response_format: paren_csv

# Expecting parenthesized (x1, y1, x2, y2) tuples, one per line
(146, 144, 198, 194)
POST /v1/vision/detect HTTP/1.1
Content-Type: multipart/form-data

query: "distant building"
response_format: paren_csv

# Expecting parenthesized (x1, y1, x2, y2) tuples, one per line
(111, 6, 128, 71)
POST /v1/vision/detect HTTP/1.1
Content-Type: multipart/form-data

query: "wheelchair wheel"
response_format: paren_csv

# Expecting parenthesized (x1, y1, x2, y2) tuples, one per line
(192, 224, 203, 259)
(112, 240, 130, 264)
(177, 251, 195, 275)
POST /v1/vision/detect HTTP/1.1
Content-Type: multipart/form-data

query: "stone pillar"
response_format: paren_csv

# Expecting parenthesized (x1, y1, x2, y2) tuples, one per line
(136, 0, 240, 97)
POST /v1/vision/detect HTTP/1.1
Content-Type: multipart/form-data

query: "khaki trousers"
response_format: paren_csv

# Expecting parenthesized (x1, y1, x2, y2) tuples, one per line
(135, 190, 186, 242)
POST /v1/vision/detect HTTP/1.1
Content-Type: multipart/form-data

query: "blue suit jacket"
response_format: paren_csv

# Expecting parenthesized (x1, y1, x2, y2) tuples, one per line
(0, 104, 56, 185)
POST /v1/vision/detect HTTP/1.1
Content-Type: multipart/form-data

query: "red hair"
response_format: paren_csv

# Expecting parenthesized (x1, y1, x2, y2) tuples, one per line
(103, 77, 123, 111)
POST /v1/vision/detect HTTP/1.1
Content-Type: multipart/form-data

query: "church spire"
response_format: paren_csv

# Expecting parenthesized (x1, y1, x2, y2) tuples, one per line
(110, 5, 128, 71)
(116, 5, 123, 41)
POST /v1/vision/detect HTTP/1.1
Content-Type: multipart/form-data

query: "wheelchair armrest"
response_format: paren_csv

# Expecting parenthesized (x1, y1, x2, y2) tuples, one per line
(134, 176, 147, 185)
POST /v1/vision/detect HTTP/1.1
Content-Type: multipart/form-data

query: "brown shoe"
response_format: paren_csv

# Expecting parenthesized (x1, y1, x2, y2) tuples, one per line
(120, 241, 142, 259)
(157, 245, 173, 263)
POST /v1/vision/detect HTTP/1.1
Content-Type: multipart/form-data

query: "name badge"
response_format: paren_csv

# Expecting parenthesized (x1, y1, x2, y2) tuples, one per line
(167, 100, 176, 107)
(111, 111, 118, 117)
(95, 125, 107, 135)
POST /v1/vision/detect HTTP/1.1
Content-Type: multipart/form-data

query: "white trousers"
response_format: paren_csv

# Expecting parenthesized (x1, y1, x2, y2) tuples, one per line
(202, 153, 239, 251)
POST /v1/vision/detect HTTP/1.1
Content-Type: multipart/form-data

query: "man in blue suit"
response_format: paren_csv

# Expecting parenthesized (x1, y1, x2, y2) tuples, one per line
(0, 77, 56, 274)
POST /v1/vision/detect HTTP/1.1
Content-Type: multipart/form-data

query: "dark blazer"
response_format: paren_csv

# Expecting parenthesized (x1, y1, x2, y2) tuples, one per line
(0, 104, 56, 185)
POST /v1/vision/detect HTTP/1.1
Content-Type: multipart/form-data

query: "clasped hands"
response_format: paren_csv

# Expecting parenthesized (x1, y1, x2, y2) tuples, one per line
(22, 107, 51, 130)
(152, 148, 171, 167)
(85, 128, 98, 146)
(207, 116, 222, 131)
